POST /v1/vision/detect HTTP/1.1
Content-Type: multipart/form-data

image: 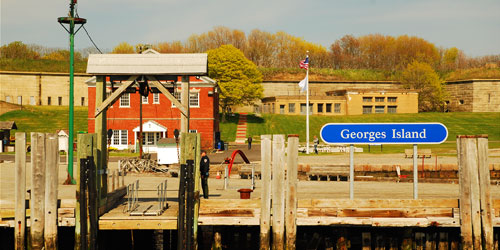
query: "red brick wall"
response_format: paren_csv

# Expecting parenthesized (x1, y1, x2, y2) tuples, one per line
(88, 77, 219, 149)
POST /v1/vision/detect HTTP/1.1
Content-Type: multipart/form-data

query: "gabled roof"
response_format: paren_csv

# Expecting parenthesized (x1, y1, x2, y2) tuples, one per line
(132, 120, 168, 132)
(86, 53, 207, 75)
(0, 121, 17, 130)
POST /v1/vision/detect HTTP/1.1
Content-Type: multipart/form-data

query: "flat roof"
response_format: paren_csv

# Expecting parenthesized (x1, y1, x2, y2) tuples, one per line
(86, 53, 207, 75)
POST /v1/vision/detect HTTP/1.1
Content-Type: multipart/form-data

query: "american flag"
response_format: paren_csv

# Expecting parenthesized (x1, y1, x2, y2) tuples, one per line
(299, 56, 309, 69)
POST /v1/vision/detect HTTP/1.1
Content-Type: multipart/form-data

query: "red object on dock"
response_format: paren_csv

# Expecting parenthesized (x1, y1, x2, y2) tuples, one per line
(238, 188, 253, 199)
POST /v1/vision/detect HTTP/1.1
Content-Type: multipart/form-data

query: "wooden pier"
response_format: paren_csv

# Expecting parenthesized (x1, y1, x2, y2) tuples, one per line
(1, 133, 500, 249)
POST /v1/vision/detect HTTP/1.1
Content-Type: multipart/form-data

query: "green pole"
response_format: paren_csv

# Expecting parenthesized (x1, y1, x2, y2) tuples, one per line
(66, 1, 76, 184)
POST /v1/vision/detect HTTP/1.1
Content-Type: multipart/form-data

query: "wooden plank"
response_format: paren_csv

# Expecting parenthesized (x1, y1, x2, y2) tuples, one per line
(14, 132, 26, 250)
(44, 133, 58, 250)
(30, 132, 45, 250)
(193, 133, 201, 248)
(306, 208, 338, 217)
(272, 134, 285, 250)
(58, 217, 76, 227)
(337, 208, 453, 218)
(297, 199, 459, 208)
(198, 217, 260, 226)
(466, 138, 482, 249)
(99, 219, 178, 230)
(199, 209, 257, 217)
(478, 137, 494, 249)
(260, 135, 272, 250)
(58, 208, 75, 218)
(180, 78, 190, 133)
(493, 200, 500, 209)
(285, 135, 299, 250)
(457, 136, 473, 249)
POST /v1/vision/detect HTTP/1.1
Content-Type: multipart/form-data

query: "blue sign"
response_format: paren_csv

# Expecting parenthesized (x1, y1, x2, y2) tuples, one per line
(320, 123, 448, 144)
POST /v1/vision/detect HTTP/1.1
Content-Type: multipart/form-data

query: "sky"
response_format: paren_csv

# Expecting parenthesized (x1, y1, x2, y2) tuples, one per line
(1, 0, 499, 57)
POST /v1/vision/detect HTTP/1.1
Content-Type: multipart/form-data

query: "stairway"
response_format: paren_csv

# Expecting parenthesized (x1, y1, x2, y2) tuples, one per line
(235, 113, 247, 144)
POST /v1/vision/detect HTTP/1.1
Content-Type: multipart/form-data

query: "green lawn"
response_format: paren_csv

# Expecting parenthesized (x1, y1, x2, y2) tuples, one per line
(2, 107, 498, 153)
(0, 106, 88, 141)
(246, 112, 500, 152)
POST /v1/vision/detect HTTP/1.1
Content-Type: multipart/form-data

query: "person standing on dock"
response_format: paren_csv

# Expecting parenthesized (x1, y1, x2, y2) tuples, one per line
(247, 136, 253, 150)
(313, 136, 319, 154)
(200, 150, 210, 199)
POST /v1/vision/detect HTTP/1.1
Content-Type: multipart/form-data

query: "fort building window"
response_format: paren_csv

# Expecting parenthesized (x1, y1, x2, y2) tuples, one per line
(48, 97, 51, 105)
(300, 104, 306, 115)
(388, 106, 397, 113)
(317, 103, 323, 113)
(388, 97, 397, 102)
(58, 97, 62, 106)
(363, 106, 373, 114)
(375, 97, 385, 102)
(280, 105, 285, 114)
(120, 93, 130, 107)
(459, 100, 464, 105)
(81, 97, 85, 106)
(6, 96, 11, 103)
(363, 97, 372, 102)
(334, 103, 341, 113)
(375, 106, 385, 113)
(326, 103, 332, 113)
(17, 96, 22, 105)
(288, 103, 295, 113)
(30, 96, 35, 105)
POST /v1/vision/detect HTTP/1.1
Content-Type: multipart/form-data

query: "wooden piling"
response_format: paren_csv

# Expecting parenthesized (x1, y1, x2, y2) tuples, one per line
(361, 232, 371, 250)
(457, 136, 473, 249)
(477, 136, 494, 249)
(260, 135, 272, 250)
(438, 232, 449, 250)
(414, 232, 425, 250)
(14, 132, 26, 250)
(272, 134, 285, 250)
(466, 137, 482, 249)
(285, 135, 298, 250)
(30, 132, 46, 250)
(44, 133, 59, 250)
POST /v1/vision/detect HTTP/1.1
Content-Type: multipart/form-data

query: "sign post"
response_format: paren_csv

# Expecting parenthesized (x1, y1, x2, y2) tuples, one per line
(320, 123, 448, 199)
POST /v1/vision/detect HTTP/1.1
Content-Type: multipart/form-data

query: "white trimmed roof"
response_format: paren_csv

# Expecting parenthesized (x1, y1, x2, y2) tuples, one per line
(87, 53, 207, 75)
(133, 120, 168, 132)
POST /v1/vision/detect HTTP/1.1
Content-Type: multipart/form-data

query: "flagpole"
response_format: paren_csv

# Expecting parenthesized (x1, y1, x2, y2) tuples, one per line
(306, 52, 310, 154)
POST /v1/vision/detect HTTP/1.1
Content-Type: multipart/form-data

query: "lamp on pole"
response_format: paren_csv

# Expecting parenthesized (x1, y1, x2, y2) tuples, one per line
(58, 0, 86, 184)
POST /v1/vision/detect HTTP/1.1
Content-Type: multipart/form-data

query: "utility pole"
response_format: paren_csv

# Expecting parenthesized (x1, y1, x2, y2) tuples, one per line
(58, 0, 86, 184)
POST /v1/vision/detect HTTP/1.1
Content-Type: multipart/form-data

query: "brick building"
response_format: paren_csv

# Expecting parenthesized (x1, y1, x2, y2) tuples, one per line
(87, 75, 219, 151)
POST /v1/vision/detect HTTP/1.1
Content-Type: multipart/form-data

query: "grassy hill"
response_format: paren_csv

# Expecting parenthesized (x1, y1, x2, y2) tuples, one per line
(1, 106, 498, 152)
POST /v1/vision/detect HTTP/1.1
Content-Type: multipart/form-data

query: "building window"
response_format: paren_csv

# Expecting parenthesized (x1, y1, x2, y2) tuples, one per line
(375, 106, 385, 113)
(147, 133, 154, 145)
(142, 95, 148, 104)
(334, 103, 341, 113)
(363, 106, 373, 114)
(272, 103, 275, 113)
(81, 97, 85, 106)
(326, 103, 332, 113)
(189, 129, 198, 133)
(459, 100, 464, 105)
(317, 103, 323, 113)
(363, 97, 372, 102)
(6, 96, 11, 103)
(47, 97, 51, 105)
(111, 130, 128, 146)
(388, 106, 397, 113)
(388, 97, 397, 102)
(120, 93, 130, 107)
(58, 97, 62, 106)
(17, 96, 22, 105)
(153, 93, 160, 104)
(280, 105, 285, 114)
(30, 96, 35, 105)
(375, 97, 385, 102)
(300, 103, 307, 115)
(172, 92, 199, 108)
(309, 103, 313, 114)
(289, 103, 295, 113)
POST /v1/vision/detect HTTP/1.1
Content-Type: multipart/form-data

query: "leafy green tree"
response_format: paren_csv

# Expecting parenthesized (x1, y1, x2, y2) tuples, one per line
(0, 41, 40, 59)
(42, 49, 83, 61)
(207, 45, 263, 120)
(111, 42, 134, 54)
(400, 61, 446, 112)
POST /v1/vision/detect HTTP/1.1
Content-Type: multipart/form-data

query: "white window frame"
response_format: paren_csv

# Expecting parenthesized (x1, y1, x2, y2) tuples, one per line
(142, 95, 148, 104)
(30, 96, 35, 105)
(6, 96, 11, 103)
(111, 130, 128, 146)
(172, 92, 200, 108)
(120, 93, 130, 107)
(153, 93, 160, 104)
(189, 129, 198, 133)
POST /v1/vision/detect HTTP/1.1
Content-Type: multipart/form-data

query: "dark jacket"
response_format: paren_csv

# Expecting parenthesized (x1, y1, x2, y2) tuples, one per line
(200, 155, 210, 177)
